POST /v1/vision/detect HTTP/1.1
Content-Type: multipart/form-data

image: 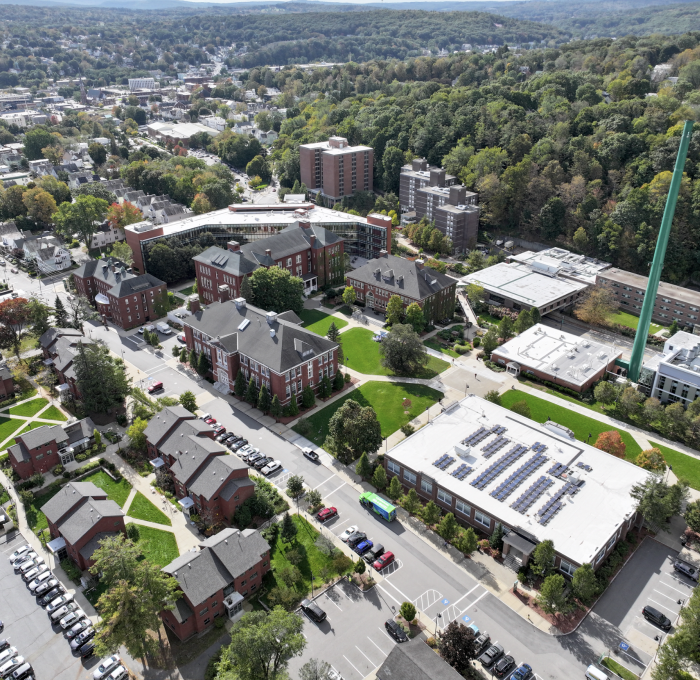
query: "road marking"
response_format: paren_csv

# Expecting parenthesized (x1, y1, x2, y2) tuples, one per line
(469, 591, 488, 608)
(324, 482, 347, 498)
(377, 583, 402, 607)
(653, 589, 680, 602)
(381, 572, 411, 601)
(445, 584, 480, 611)
(331, 519, 351, 533)
(355, 646, 376, 666)
(342, 655, 364, 678)
(413, 589, 442, 610)
(647, 598, 677, 614)
(2, 542, 25, 554)
(662, 577, 695, 591)
(378, 626, 396, 643)
(367, 637, 388, 657)
(145, 365, 170, 376)
(324, 595, 343, 611)
(313, 475, 336, 490)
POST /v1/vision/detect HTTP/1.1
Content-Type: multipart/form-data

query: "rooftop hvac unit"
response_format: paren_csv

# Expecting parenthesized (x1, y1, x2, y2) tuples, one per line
(454, 443, 471, 459)
(238, 319, 250, 331)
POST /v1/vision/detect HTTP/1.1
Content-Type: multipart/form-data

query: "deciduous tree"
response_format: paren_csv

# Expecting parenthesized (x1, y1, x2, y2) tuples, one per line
(342, 286, 356, 306)
(53, 194, 109, 247)
(401, 488, 421, 514)
(385, 295, 404, 326)
(532, 539, 555, 576)
(74, 341, 131, 414)
(179, 390, 197, 413)
(404, 302, 425, 333)
(438, 621, 479, 676)
(509, 400, 531, 419)
(0, 297, 31, 359)
(107, 201, 142, 229)
(537, 574, 570, 617)
(380, 323, 429, 375)
(575, 284, 619, 327)
(437, 512, 459, 542)
(594, 431, 626, 458)
(23, 187, 56, 224)
(326, 399, 382, 464)
(372, 464, 387, 490)
(248, 266, 303, 315)
(636, 448, 666, 472)
(571, 563, 598, 603)
(422, 499, 441, 526)
(386, 475, 402, 501)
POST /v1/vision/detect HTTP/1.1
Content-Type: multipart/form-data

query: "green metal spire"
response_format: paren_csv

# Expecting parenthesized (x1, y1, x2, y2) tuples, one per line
(627, 119, 694, 382)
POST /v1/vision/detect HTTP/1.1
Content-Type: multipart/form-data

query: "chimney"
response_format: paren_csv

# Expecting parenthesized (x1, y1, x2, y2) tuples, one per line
(234, 297, 246, 310)
(297, 220, 311, 230)
(265, 248, 272, 258)
(429, 168, 446, 187)
(308, 234, 316, 248)
(188, 295, 200, 314)
(227, 241, 241, 253)
(415, 259, 424, 270)
(412, 158, 428, 172)
(379, 249, 388, 258)
(266, 311, 277, 325)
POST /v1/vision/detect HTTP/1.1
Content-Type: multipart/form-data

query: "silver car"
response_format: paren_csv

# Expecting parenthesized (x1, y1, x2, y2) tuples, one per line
(50, 602, 78, 623)
(59, 609, 85, 629)
(93, 655, 121, 680)
(46, 593, 73, 613)
(13, 553, 37, 572)
(0, 656, 24, 678)
(66, 619, 91, 639)
(27, 570, 52, 592)
(19, 558, 44, 575)
(0, 649, 17, 669)
(22, 564, 49, 582)
(8, 546, 30, 564)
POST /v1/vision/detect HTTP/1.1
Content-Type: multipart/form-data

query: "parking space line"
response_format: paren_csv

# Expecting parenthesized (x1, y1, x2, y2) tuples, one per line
(468, 591, 488, 608)
(324, 482, 347, 498)
(324, 595, 343, 611)
(377, 583, 402, 607)
(647, 598, 677, 614)
(313, 475, 336, 490)
(367, 637, 388, 657)
(355, 646, 377, 666)
(661, 578, 694, 593)
(413, 589, 442, 610)
(653, 589, 679, 602)
(378, 626, 396, 643)
(331, 519, 351, 533)
(342, 655, 364, 677)
(442, 584, 480, 612)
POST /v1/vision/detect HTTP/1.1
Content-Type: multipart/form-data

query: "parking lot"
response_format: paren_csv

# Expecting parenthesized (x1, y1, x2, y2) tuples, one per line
(585, 538, 696, 677)
(0, 531, 107, 680)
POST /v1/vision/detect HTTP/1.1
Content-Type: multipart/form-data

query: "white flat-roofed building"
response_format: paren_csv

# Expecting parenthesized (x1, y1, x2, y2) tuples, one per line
(384, 395, 647, 573)
(508, 247, 611, 286)
(460, 262, 587, 316)
(492, 324, 623, 392)
(639, 331, 700, 407)
(128, 78, 156, 91)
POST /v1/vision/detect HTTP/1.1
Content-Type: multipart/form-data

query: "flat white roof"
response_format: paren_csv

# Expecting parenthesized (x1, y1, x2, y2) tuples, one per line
(493, 324, 622, 387)
(460, 262, 587, 308)
(386, 395, 648, 566)
(510, 248, 611, 285)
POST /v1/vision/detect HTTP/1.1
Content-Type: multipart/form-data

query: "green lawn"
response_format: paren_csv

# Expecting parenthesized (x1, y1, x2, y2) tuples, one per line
(298, 309, 348, 337)
(609, 310, 664, 335)
(602, 657, 639, 680)
(477, 312, 503, 326)
(8, 398, 49, 417)
(126, 523, 179, 567)
(650, 442, 700, 491)
(294, 380, 443, 446)
(500, 390, 642, 460)
(263, 515, 352, 606)
(127, 491, 172, 526)
(423, 338, 460, 358)
(178, 284, 196, 296)
(0, 417, 26, 447)
(38, 405, 68, 422)
(81, 470, 132, 507)
(340, 327, 450, 378)
(26, 485, 63, 532)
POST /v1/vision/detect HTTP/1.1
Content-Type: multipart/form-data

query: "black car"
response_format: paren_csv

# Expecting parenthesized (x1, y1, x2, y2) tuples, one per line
(478, 643, 504, 668)
(347, 531, 367, 548)
(232, 439, 248, 451)
(79, 641, 95, 659)
(254, 456, 274, 471)
(40, 586, 64, 607)
(0, 641, 9, 653)
(643, 605, 672, 631)
(384, 619, 408, 643)
(474, 632, 491, 655)
(300, 599, 327, 623)
(493, 655, 515, 679)
(222, 434, 237, 444)
(363, 543, 385, 563)
(226, 436, 242, 448)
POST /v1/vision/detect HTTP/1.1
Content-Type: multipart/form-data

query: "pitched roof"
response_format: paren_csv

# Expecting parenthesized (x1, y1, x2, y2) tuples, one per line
(165, 435, 225, 486)
(186, 455, 249, 500)
(79, 531, 119, 562)
(74, 258, 165, 299)
(57, 498, 123, 545)
(162, 528, 269, 606)
(18, 424, 68, 451)
(0, 365, 12, 382)
(349, 254, 456, 302)
(41, 482, 105, 525)
(143, 405, 198, 448)
(185, 300, 337, 374)
(39, 327, 83, 351)
(376, 639, 463, 680)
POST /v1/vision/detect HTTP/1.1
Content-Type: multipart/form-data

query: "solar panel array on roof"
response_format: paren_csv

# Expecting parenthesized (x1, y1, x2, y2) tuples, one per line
(548, 462, 567, 478)
(470, 444, 529, 491)
(531, 442, 548, 453)
(482, 436, 509, 459)
(511, 476, 554, 514)
(211, 253, 229, 267)
(462, 427, 491, 447)
(536, 481, 581, 525)
(576, 462, 592, 472)
(451, 463, 473, 480)
(489, 453, 548, 501)
(433, 455, 455, 470)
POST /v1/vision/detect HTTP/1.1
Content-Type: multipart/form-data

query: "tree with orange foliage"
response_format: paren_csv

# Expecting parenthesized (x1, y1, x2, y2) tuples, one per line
(636, 448, 666, 472)
(0, 297, 32, 359)
(594, 430, 626, 458)
(106, 201, 142, 229)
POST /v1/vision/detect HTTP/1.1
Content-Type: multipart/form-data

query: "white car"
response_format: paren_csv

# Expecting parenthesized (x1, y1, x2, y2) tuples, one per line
(23, 563, 49, 582)
(19, 557, 44, 575)
(93, 655, 121, 680)
(0, 648, 17, 668)
(107, 665, 128, 680)
(340, 525, 359, 542)
(13, 552, 38, 571)
(46, 593, 73, 613)
(59, 609, 85, 629)
(0, 656, 24, 678)
(27, 570, 52, 591)
(261, 460, 282, 476)
(8, 545, 30, 564)
(200, 413, 211, 421)
(237, 445, 253, 457)
(50, 601, 78, 623)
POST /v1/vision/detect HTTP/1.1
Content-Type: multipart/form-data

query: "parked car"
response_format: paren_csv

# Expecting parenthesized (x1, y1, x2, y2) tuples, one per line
(642, 605, 672, 631)
(200, 413, 211, 421)
(479, 643, 504, 668)
(60, 609, 85, 629)
(254, 456, 274, 470)
(384, 619, 408, 642)
(79, 641, 95, 659)
(70, 628, 96, 650)
(39, 586, 64, 606)
(364, 543, 385, 563)
(105, 664, 127, 678)
(302, 448, 319, 462)
(213, 425, 226, 435)
(19, 557, 44, 574)
(347, 531, 367, 548)
(493, 654, 515, 678)
(232, 439, 248, 452)
(340, 526, 359, 542)
(147, 381, 163, 394)
(27, 570, 52, 592)
(316, 507, 338, 523)
(300, 599, 327, 623)
(511, 663, 533, 680)
(50, 602, 79, 623)
(0, 657, 24, 678)
(204, 417, 216, 425)
(8, 546, 30, 564)
(34, 578, 60, 597)
(474, 632, 491, 655)
(221, 433, 237, 443)
(22, 564, 49, 582)
(13, 553, 37, 571)
(177, 334, 186, 344)
(673, 559, 699, 582)
(93, 655, 121, 680)
(8, 661, 32, 680)
(0, 649, 17, 669)
(0, 642, 9, 654)
(373, 551, 395, 571)
(245, 451, 263, 465)
(354, 539, 374, 556)
(67, 619, 92, 639)
(46, 593, 73, 613)
(261, 460, 282, 475)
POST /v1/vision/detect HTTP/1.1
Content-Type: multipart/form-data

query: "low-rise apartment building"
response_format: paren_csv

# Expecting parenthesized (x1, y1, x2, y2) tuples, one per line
(346, 252, 457, 324)
(0, 366, 14, 400)
(183, 298, 338, 407)
(161, 528, 271, 640)
(596, 268, 700, 330)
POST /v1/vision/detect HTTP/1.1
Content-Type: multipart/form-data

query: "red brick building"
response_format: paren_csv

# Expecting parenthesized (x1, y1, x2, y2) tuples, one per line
(193, 220, 344, 304)
(41, 480, 126, 570)
(73, 257, 167, 330)
(161, 528, 270, 640)
(39, 328, 92, 402)
(145, 406, 254, 524)
(184, 297, 339, 408)
(8, 418, 96, 480)
(0, 366, 14, 400)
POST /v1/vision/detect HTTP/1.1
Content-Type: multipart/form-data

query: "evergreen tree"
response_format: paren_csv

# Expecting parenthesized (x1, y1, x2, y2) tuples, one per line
(372, 464, 387, 490)
(489, 523, 505, 551)
(286, 397, 299, 417)
(54, 295, 69, 327)
(241, 275, 254, 304)
(387, 475, 402, 501)
(258, 384, 271, 413)
(234, 370, 247, 398)
(179, 347, 188, 362)
(318, 375, 332, 399)
(422, 500, 441, 525)
(401, 488, 421, 514)
(530, 306, 541, 325)
(197, 351, 210, 376)
(326, 321, 339, 342)
(270, 395, 282, 419)
(355, 451, 373, 479)
(73, 342, 131, 414)
(246, 378, 258, 407)
(188, 348, 197, 366)
(280, 513, 297, 543)
(301, 384, 316, 409)
(333, 370, 344, 392)
(514, 309, 532, 334)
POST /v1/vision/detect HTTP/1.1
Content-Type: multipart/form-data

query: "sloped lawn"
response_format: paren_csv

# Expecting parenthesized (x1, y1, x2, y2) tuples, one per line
(127, 491, 172, 526)
(81, 470, 132, 507)
(299, 309, 348, 336)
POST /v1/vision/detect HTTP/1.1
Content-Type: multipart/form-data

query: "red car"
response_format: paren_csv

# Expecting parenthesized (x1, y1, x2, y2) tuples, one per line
(316, 507, 338, 522)
(204, 417, 217, 425)
(147, 381, 163, 393)
(213, 425, 226, 435)
(373, 551, 395, 571)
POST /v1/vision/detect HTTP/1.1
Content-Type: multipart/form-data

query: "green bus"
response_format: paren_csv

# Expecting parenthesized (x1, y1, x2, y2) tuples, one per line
(359, 492, 397, 522)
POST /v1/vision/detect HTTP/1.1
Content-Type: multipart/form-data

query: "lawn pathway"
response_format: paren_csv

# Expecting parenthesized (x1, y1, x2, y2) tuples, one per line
(122, 488, 137, 514)
(0, 395, 71, 451)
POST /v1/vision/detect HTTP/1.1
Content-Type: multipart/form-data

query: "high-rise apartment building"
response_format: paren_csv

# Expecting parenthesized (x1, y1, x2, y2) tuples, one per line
(399, 158, 479, 253)
(299, 137, 373, 202)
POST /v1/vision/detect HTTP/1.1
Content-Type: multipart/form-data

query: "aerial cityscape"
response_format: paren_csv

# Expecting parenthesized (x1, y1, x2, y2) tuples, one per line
(0, 1, 700, 680)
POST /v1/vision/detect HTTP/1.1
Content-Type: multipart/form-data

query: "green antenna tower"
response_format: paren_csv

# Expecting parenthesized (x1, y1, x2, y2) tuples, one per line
(626, 119, 693, 382)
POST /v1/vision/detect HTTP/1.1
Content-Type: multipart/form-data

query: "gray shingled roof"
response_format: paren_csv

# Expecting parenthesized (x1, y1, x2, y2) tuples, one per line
(57, 499, 123, 545)
(41, 482, 105, 525)
(186, 455, 248, 500)
(171, 598, 194, 624)
(74, 258, 165, 299)
(7, 443, 29, 465)
(376, 638, 463, 680)
(349, 254, 456, 302)
(0, 366, 11, 382)
(162, 528, 269, 606)
(79, 531, 119, 562)
(143, 406, 199, 448)
(18, 424, 68, 451)
(186, 300, 337, 374)
(220, 477, 254, 502)
(38, 328, 83, 350)
(166, 435, 225, 486)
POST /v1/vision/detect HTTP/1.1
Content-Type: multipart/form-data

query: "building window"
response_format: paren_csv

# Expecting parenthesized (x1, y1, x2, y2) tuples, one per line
(595, 549, 605, 564)
(387, 460, 400, 475)
(607, 533, 617, 550)
(455, 500, 471, 516)
(437, 488, 452, 506)
(560, 560, 576, 577)
(199, 607, 208, 616)
(404, 470, 416, 485)
(474, 510, 490, 528)
(204, 618, 211, 625)
(420, 479, 432, 495)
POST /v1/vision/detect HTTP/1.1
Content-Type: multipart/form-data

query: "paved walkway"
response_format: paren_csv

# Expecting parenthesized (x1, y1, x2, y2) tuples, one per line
(0, 389, 72, 451)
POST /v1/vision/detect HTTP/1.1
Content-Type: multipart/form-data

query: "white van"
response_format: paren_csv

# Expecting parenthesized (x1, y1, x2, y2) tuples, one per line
(156, 322, 171, 335)
(585, 665, 608, 680)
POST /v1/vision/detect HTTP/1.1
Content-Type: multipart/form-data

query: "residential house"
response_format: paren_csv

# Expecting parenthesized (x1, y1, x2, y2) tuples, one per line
(376, 638, 463, 680)
(89, 224, 126, 251)
(39, 327, 93, 401)
(0, 365, 14, 400)
(161, 528, 270, 640)
(23, 235, 71, 274)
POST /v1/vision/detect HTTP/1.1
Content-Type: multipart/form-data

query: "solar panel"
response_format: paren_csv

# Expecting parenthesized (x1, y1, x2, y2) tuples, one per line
(433, 454, 448, 467)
